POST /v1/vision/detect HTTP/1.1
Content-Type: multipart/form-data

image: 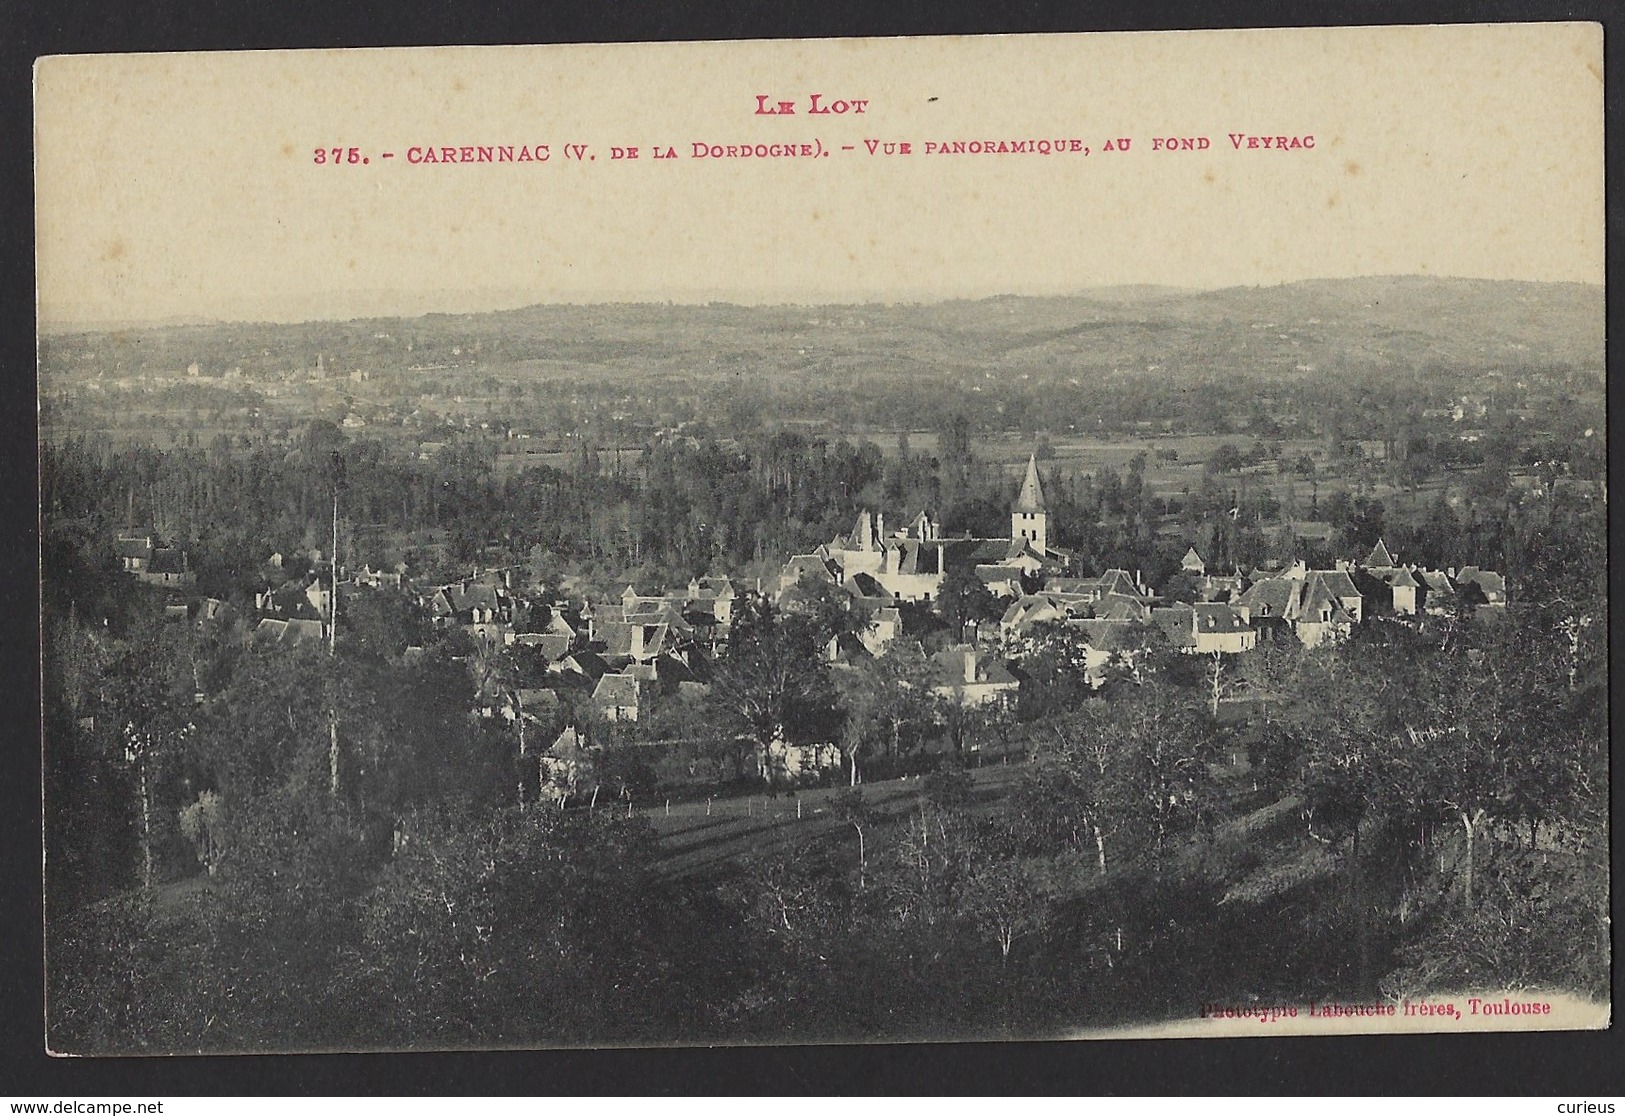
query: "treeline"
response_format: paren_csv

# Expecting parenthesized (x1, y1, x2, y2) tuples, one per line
(44, 410, 1575, 619)
(41, 417, 1039, 596)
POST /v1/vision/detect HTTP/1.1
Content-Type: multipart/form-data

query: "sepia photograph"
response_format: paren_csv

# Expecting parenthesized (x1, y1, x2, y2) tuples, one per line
(34, 25, 1607, 1055)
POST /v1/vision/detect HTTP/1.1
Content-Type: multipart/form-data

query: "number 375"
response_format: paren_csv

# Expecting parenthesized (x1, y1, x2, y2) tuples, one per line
(314, 147, 363, 164)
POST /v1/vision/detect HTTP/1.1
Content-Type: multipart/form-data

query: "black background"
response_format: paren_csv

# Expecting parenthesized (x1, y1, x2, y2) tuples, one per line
(5, 0, 1622, 1097)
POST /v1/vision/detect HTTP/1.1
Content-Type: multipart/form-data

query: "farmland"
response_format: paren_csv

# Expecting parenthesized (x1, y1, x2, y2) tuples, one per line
(41, 277, 1603, 455)
(642, 762, 1026, 880)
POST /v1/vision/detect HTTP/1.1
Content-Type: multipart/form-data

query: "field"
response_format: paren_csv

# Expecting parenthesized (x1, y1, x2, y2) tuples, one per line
(635, 762, 1026, 880)
(631, 758, 1353, 939)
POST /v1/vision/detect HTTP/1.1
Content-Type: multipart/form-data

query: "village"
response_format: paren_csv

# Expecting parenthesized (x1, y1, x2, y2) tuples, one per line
(108, 449, 1510, 799)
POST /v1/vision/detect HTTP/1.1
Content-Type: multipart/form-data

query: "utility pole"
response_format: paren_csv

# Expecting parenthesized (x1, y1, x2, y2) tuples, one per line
(331, 474, 339, 655)
(328, 451, 345, 803)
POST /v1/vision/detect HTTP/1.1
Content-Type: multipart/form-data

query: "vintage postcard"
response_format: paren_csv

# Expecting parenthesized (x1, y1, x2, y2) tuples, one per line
(35, 26, 1606, 1054)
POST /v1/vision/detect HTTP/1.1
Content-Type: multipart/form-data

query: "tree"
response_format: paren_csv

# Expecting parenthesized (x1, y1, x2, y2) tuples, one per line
(936, 412, 975, 509)
(1159, 571, 1201, 605)
(177, 790, 227, 877)
(1393, 442, 1437, 492)
(467, 637, 531, 809)
(1375, 631, 1605, 1002)
(1017, 699, 1142, 878)
(832, 668, 885, 786)
(958, 691, 1018, 763)
(787, 571, 866, 649)
(357, 806, 704, 1047)
(1206, 442, 1245, 477)
(1475, 413, 1518, 502)
(1231, 632, 1313, 729)
(1013, 623, 1094, 721)
(1398, 625, 1572, 912)
(1509, 488, 1606, 689)
(881, 769, 981, 932)
(1292, 647, 1398, 988)
(707, 599, 834, 785)
(375, 641, 491, 812)
(835, 789, 873, 889)
(338, 588, 432, 661)
(591, 742, 658, 802)
(104, 616, 196, 890)
(936, 566, 1001, 643)
(189, 645, 334, 823)
(737, 840, 849, 951)
(1100, 679, 1217, 871)
(833, 639, 934, 783)
(961, 839, 1046, 968)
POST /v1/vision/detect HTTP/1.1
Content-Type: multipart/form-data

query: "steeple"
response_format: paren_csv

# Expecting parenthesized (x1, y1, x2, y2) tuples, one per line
(1011, 452, 1049, 555)
(1013, 453, 1048, 514)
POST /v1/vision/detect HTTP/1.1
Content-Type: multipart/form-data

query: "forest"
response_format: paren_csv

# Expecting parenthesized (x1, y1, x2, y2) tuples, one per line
(41, 389, 1591, 610)
(40, 401, 1609, 1050)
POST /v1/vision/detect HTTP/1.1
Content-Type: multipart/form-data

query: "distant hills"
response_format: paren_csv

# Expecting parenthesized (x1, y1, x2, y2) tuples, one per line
(40, 277, 1603, 386)
(895, 278, 1602, 367)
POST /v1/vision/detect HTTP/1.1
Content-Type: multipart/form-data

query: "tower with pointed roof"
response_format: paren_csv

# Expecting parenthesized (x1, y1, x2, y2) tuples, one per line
(1011, 452, 1049, 555)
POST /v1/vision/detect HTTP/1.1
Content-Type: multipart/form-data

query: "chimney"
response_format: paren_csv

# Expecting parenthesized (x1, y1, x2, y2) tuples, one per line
(860, 510, 873, 551)
(876, 511, 885, 541)
(631, 624, 645, 658)
(964, 647, 977, 684)
(938, 543, 945, 575)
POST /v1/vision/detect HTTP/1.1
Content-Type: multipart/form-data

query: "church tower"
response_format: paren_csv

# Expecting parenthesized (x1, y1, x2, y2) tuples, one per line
(1011, 452, 1049, 554)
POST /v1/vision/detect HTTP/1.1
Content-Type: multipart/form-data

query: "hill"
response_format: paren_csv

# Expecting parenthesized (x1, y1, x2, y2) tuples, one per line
(43, 276, 1602, 379)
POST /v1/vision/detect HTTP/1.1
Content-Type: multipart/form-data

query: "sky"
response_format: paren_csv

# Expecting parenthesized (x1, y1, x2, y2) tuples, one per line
(35, 25, 1604, 326)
